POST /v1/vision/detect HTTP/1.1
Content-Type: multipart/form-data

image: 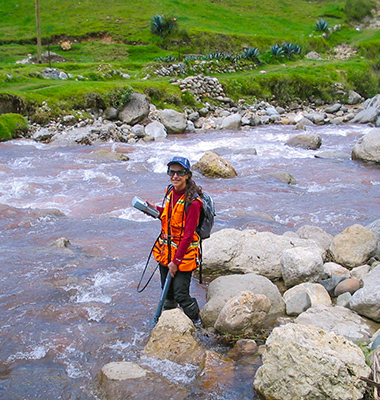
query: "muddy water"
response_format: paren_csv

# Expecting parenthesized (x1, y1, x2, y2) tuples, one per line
(0, 124, 379, 399)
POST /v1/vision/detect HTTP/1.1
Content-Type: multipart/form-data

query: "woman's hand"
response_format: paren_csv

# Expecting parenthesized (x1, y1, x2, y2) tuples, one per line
(146, 200, 157, 210)
(168, 261, 178, 277)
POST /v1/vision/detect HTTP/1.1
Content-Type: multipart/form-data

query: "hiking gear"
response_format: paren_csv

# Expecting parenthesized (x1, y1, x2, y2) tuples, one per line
(183, 298, 200, 322)
(153, 272, 172, 326)
(167, 156, 191, 171)
(163, 298, 177, 310)
(153, 188, 201, 272)
(167, 169, 188, 177)
(196, 191, 216, 240)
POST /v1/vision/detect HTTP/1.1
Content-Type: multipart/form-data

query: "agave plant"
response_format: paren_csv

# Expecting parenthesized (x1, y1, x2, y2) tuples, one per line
(154, 55, 177, 62)
(282, 43, 302, 59)
(271, 44, 284, 57)
(242, 47, 260, 61)
(316, 18, 329, 32)
(150, 14, 178, 38)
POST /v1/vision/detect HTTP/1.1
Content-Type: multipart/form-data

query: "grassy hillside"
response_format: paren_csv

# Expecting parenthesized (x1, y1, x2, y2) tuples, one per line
(1, 0, 380, 123)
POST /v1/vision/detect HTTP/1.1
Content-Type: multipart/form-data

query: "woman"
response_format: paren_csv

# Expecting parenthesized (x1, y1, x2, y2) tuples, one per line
(148, 156, 203, 322)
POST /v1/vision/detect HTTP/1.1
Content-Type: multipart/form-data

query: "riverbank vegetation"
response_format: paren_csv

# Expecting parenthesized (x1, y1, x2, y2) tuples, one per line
(1, 0, 380, 121)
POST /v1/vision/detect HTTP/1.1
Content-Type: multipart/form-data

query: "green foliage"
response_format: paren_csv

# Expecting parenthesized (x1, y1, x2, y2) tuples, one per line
(105, 87, 133, 109)
(271, 44, 285, 58)
(242, 47, 261, 62)
(344, 0, 375, 22)
(150, 15, 178, 38)
(316, 19, 329, 32)
(0, 113, 28, 141)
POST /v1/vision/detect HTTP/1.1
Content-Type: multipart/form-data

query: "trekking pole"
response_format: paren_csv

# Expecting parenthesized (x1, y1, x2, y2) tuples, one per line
(152, 272, 172, 327)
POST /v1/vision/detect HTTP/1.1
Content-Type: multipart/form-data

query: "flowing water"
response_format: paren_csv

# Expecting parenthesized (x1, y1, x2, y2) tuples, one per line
(0, 124, 379, 399)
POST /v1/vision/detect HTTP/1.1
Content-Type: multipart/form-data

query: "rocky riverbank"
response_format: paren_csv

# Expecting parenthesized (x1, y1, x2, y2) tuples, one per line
(23, 75, 380, 163)
(99, 222, 380, 400)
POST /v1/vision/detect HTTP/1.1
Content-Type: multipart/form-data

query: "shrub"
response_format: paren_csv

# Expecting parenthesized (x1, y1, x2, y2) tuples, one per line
(344, 0, 375, 22)
(0, 113, 29, 141)
(105, 87, 133, 109)
(270, 44, 284, 58)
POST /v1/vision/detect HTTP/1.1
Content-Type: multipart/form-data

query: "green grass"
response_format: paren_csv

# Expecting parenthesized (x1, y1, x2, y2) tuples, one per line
(1, 0, 380, 124)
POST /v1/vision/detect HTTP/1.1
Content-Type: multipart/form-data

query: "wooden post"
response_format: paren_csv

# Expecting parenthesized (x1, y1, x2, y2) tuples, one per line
(35, 0, 42, 63)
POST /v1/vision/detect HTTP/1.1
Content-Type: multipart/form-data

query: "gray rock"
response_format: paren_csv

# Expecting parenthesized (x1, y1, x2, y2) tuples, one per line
(366, 219, 380, 258)
(303, 112, 326, 125)
(352, 130, 380, 163)
(350, 265, 380, 322)
(336, 292, 352, 308)
(221, 113, 241, 130)
(347, 90, 363, 105)
(159, 109, 187, 134)
(285, 291, 311, 316)
(325, 103, 342, 113)
(283, 282, 332, 308)
(323, 261, 351, 278)
(296, 225, 333, 252)
(281, 247, 324, 287)
(286, 133, 322, 150)
(352, 106, 379, 124)
(144, 120, 167, 140)
(295, 304, 375, 343)
(118, 92, 150, 125)
(320, 276, 347, 296)
(130, 124, 145, 138)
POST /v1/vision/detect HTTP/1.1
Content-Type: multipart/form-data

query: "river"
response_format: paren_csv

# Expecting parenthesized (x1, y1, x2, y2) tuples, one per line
(0, 123, 379, 399)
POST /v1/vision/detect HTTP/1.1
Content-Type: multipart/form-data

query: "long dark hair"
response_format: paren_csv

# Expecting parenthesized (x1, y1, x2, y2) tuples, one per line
(185, 171, 203, 203)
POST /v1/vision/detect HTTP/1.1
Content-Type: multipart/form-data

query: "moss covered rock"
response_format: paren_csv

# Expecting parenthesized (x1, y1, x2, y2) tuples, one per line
(0, 113, 29, 142)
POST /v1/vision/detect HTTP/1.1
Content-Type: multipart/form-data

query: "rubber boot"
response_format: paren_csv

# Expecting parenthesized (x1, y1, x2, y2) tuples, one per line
(163, 299, 178, 310)
(182, 298, 200, 322)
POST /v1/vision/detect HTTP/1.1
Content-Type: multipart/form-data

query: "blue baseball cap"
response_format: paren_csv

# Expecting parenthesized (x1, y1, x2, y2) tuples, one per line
(167, 156, 191, 170)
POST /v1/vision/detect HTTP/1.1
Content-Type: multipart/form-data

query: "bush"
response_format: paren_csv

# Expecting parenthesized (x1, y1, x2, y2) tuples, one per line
(344, 0, 375, 22)
(316, 19, 329, 32)
(0, 113, 29, 141)
(150, 15, 178, 38)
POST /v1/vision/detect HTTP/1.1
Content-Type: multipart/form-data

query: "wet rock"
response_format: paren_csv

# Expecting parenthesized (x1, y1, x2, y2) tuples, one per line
(254, 324, 371, 400)
(285, 291, 312, 316)
(200, 273, 284, 329)
(118, 92, 150, 125)
(286, 133, 322, 150)
(32, 128, 54, 143)
(283, 282, 332, 308)
(144, 308, 205, 366)
(295, 304, 375, 343)
(214, 291, 271, 336)
(193, 151, 237, 178)
(352, 130, 380, 163)
(99, 361, 188, 400)
(228, 339, 258, 356)
(159, 109, 187, 134)
(265, 171, 296, 184)
(281, 247, 324, 287)
(334, 278, 361, 296)
(350, 265, 380, 322)
(50, 237, 71, 248)
(90, 150, 130, 161)
(329, 224, 378, 268)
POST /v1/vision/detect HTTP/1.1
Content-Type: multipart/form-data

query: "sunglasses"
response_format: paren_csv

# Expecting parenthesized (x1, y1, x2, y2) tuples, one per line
(167, 168, 188, 177)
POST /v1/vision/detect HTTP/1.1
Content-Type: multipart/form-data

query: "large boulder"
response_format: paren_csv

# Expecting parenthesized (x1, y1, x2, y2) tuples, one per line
(351, 107, 379, 124)
(143, 308, 205, 366)
(202, 228, 324, 280)
(200, 274, 284, 328)
(254, 324, 371, 400)
(118, 92, 150, 125)
(329, 224, 378, 268)
(193, 151, 237, 178)
(214, 291, 271, 336)
(158, 109, 187, 134)
(352, 129, 380, 163)
(350, 265, 380, 322)
(285, 133, 322, 150)
(281, 246, 324, 287)
(144, 120, 167, 140)
(295, 304, 375, 343)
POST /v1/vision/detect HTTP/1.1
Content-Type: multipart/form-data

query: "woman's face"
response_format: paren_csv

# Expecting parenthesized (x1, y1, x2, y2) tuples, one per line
(167, 163, 188, 191)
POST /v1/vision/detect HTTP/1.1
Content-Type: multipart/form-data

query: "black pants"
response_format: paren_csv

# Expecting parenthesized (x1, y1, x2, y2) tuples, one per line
(159, 264, 199, 321)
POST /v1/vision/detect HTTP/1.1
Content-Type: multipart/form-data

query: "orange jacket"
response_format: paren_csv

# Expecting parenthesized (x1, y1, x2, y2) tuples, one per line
(153, 189, 201, 271)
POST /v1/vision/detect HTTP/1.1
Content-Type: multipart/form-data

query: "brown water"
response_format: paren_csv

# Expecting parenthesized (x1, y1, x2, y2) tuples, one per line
(0, 124, 379, 399)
